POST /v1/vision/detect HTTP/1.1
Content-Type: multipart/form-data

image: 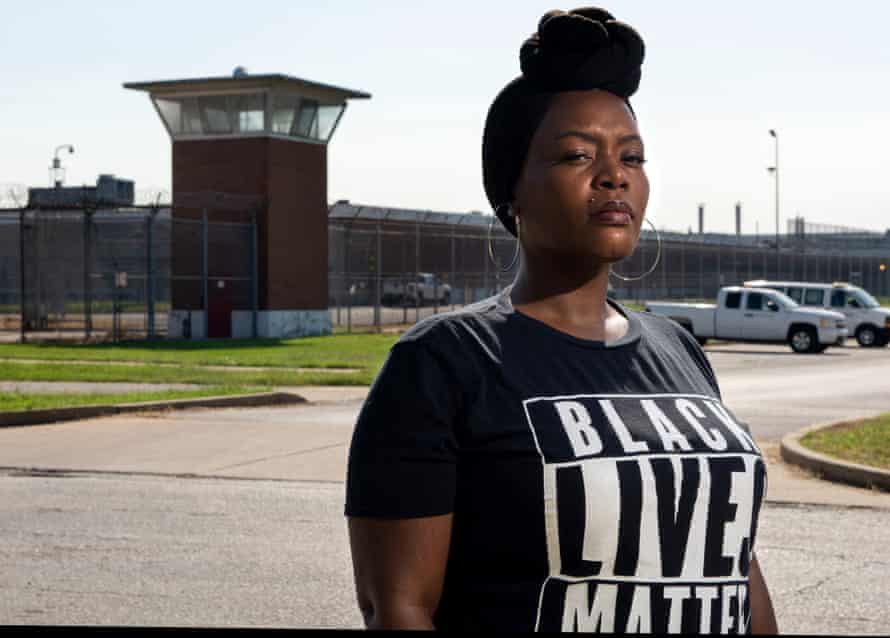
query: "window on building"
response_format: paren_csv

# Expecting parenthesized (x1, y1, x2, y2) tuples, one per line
(182, 98, 203, 134)
(294, 99, 319, 138)
(149, 89, 344, 141)
(234, 93, 265, 132)
(155, 98, 182, 134)
(199, 95, 232, 134)
(316, 104, 345, 140)
(272, 93, 300, 135)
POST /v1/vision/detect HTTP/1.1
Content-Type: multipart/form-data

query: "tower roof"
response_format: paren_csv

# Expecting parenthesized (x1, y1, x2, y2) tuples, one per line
(123, 73, 371, 102)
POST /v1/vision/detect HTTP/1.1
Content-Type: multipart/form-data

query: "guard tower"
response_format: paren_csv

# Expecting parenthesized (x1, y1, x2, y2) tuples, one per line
(124, 71, 370, 338)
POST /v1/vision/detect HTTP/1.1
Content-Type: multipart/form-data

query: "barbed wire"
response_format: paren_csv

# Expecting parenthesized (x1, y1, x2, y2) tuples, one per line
(0, 183, 27, 208)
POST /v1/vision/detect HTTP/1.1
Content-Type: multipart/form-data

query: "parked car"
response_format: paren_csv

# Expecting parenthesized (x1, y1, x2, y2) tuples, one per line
(381, 273, 452, 306)
(645, 286, 848, 353)
(743, 280, 890, 347)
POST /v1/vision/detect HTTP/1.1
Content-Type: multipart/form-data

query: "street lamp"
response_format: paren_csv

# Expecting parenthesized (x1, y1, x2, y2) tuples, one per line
(51, 144, 75, 188)
(767, 130, 779, 251)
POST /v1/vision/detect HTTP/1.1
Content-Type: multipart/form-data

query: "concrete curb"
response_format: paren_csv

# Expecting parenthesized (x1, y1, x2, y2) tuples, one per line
(780, 419, 890, 493)
(0, 391, 306, 429)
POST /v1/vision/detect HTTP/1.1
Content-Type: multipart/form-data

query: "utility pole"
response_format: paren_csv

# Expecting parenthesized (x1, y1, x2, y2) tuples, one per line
(768, 129, 779, 253)
(735, 202, 742, 237)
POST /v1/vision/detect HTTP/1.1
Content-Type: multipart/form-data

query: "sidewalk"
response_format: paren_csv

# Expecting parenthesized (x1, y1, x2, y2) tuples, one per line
(758, 440, 890, 509)
(0, 358, 360, 374)
(0, 381, 202, 394)
(0, 385, 888, 509)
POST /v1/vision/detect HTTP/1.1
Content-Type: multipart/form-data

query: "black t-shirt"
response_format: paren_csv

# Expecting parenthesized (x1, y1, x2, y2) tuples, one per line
(345, 288, 766, 634)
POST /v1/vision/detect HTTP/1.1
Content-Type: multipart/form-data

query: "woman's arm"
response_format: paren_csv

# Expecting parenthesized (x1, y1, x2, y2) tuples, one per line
(348, 513, 453, 630)
(749, 553, 778, 634)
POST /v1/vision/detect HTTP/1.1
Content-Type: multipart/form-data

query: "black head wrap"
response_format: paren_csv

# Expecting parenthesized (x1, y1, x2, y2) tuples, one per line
(482, 7, 645, 235)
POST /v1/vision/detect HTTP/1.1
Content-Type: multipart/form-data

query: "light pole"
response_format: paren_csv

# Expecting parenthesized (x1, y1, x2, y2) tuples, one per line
(51, 144, 75, 188)
(767, 130, 779, 251)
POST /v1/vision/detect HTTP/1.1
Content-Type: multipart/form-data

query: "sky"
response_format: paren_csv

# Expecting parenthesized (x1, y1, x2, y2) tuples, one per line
(2, 0, 889, 235)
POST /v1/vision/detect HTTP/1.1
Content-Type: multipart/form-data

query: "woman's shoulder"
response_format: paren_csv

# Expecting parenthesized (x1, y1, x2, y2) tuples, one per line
(630, 305, 691, 341)
(626, 304, 722, 397)
(396, 292, 512, 353)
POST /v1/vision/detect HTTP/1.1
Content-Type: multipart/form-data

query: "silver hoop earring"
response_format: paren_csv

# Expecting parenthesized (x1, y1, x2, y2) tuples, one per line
(488, 206, 521, 272)
(609, 217, 662, 282)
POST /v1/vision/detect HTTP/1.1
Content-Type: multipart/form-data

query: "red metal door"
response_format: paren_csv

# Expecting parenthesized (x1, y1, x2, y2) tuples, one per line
(207, 280, 232, 338)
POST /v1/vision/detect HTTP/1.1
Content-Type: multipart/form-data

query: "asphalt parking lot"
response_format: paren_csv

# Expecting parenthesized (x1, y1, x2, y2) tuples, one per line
(2, 474, 888, 633)
(1, 340, 889, 632)
(705, 340, 890, 441)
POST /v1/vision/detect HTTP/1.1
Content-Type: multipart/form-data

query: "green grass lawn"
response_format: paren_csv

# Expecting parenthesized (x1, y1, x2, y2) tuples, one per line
(0, 333, 398, 371)
(0, 386, 260, 413)
(0, 360, 376, 387)
(0, 337, 376, 412)
(801, 414, 890, 471)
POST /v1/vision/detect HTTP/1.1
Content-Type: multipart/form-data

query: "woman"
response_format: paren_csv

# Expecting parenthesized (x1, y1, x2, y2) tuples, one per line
(346, 7, 778, 633)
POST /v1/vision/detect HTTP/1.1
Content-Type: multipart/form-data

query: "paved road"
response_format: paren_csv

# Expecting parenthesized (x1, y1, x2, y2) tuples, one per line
(706, 341, 890, 441)
(2, 472, 888, 634)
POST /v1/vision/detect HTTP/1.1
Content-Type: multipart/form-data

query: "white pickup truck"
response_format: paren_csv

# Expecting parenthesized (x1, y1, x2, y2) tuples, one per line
(743, 280, 890, 348)
(645, 286, 848, 353)
(381, 273, 452, 306)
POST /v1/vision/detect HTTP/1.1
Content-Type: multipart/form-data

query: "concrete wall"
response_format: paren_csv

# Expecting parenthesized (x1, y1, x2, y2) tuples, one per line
(167, 310, 206, 339)
(232, 310, 331, 339)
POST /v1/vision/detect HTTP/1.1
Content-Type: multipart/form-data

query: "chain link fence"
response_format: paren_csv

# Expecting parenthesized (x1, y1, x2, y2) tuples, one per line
(2, 202, 889, 340)
(328, 212, 521, 331)
(0, 207, 171, 341)
(0, 206, 255, 342)
(327, 204, 890, 332)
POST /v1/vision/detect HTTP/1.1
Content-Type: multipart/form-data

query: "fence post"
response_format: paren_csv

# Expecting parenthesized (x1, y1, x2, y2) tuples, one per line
(251, 209, 259, 339)
(698, 243, 704, 300)
(84, 209, 93, 340)
(336, 283, 341, 326)
(347, 280, 352, 334)
(494, 230, 501, 295)
(18, 209, 25, 343)
(112, 260, 120, 343)
(402, 274, 407, 324)
(415, 216, 420, 324)
(680, 241, 686, 299)
(345, 225, 351, 333)
(146, 209, 155, 339)
(375, 220, 382, 332)
(731, 243, 737, 288)
(450, 226, 456, 310)
(202, 208, 209, 340)
(483, 234, 489, 299)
